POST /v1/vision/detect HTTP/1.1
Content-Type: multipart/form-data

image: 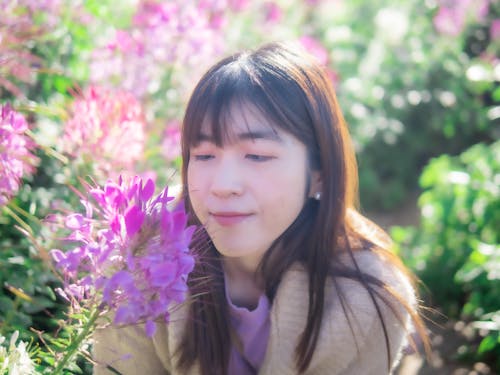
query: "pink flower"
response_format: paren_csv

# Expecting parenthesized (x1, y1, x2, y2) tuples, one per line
(208, 11, 226, 30)
(90, 1, 226, 99)
(433, 6, 464, 36)
(228, 0, 250, 12)
(433, 0, 491, 36)
(491, 19, 500, 41)
(298, 36, 339, 85)
(0, 104, 37, 206)
(477, 0, 490, 20)
(161, 121, 182, 162)
(107, 31, 142, 55)
(299, 36, 329, 66)
(0, 0, 67, 96)
(50, 176, 196, 336)
(264, 2, 282, 24)
(133, 1, 178, 27)
(62, 86, 145, 178)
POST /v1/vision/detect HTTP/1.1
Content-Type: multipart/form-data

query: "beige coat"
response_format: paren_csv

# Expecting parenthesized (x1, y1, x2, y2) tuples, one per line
(93, 250, 415, 374)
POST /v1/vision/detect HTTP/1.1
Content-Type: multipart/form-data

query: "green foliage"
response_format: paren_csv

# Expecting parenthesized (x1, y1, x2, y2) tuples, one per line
(393, 141, 500, 370)
(0, 146, 84, 371)
(0, 212, 64, 339)
(2, 0, 499, 372)
(29, 1, 143, 104)
(312, 0, 499, 210)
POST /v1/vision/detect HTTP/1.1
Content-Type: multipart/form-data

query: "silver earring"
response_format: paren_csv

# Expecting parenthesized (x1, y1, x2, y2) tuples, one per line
(314, 192, 321, 200)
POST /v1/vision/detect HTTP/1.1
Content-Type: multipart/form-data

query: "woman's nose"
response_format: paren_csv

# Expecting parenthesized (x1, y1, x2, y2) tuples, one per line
(209, 157, 244, 198)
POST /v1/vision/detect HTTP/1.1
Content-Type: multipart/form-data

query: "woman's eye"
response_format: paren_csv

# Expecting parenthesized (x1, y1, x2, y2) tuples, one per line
(193, 154, 214, 161)
(245, 154, 274, 162)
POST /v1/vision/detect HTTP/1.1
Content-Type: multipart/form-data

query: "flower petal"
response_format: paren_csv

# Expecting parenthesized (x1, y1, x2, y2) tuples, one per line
(124, 205, 145, 236)
(141, 178, 155, 202)
(65, 213, 85, 229)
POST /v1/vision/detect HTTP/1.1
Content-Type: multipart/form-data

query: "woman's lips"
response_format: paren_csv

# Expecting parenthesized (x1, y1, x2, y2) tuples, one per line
(210, 212, 253, 226)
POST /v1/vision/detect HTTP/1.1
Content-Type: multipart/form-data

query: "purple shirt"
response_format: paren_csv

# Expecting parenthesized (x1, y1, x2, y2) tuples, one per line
(226, 285, 271, 375)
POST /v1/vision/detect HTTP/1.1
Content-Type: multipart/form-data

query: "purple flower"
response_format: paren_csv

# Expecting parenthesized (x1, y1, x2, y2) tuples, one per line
(124, 205, 145, 236)
(50, 176, 195, 336)
(0, 104, 38, 206)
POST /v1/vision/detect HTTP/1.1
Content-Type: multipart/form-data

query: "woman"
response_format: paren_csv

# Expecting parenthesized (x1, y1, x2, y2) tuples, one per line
(93, 41, 429, 375)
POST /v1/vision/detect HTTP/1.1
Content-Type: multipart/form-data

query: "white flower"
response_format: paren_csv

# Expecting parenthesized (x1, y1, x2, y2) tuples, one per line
(0, 331, 38, 375)
(375, 7, 409, 45)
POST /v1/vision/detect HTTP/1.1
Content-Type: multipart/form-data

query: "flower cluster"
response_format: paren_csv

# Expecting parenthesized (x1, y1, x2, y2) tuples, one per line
(0, 104, 37, 206)
(1, 0, 63, 97)
(0, 331, 37, 375)
(299, 36, 339, 86)
(90, 0, 230, 99)
(161, 121, 182, 162)
(50, 176, 195, 336)
(433, 0, 490, 36)
(62, 86, 145, 178)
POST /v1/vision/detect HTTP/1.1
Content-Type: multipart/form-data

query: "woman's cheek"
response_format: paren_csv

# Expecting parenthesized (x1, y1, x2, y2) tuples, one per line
(187, 166, 202, 201)
(189, 164, 211, 190)
(187, 186, 205, 224)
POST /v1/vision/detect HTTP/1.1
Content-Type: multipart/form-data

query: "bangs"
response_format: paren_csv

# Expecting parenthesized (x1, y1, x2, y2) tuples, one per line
(183, 56, 305, 149)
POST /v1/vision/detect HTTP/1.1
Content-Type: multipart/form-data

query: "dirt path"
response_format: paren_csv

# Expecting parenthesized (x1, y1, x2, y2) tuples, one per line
(395, 312, 495, 375)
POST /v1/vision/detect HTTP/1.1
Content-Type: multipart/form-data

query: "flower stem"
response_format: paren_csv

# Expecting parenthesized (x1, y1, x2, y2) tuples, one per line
(52, 307, 101, 375)
(7, 200, 40, 224)
(3, 203, 34, 235)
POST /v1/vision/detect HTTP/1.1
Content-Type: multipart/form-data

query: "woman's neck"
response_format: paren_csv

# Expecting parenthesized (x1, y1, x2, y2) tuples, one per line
(223, 257, 264, 310)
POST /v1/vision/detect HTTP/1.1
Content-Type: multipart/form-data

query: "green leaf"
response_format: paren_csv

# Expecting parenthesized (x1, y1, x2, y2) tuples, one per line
(419, 156, 451, 188)
(390, 226, 415, 244)
(0, 295, 15, 312)
(65, 360, 84, 374)
(23, 296, 57, 314)
(53, 75, 72, 94)
(43, 285, 57, 301)
(478, 334, 498, 354)
(11, 312, 33, 329)
(492, 87, 500, 102)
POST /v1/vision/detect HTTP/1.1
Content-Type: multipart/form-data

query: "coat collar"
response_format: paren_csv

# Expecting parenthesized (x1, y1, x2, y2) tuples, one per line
(165, 263, 311, 375)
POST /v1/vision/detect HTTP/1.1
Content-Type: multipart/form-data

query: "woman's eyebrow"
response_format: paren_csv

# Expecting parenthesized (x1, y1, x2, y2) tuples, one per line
(197, 129, 283, 143)
(238, 130, 283, 142)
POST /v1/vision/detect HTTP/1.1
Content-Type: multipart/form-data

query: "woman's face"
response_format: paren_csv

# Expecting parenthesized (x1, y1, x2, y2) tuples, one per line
(187, 103, 314, 269)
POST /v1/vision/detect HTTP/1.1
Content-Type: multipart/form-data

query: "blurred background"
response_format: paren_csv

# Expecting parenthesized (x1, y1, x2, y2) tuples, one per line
(0, 0, 498, 373)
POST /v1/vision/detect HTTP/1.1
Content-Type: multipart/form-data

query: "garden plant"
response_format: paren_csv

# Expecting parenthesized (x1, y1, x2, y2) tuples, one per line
(0, 0, 498, 373)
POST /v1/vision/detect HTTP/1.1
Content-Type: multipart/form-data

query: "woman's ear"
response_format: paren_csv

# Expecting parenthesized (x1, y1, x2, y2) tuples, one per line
(308, 170, 322, 199)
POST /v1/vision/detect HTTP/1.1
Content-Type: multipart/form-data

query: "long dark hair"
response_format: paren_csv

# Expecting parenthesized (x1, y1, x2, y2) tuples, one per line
(178, 42, 429, 374)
